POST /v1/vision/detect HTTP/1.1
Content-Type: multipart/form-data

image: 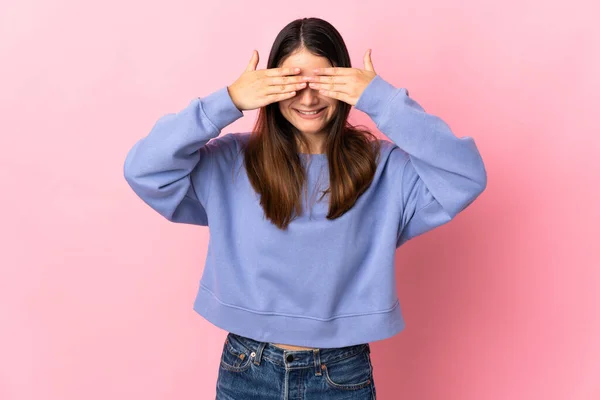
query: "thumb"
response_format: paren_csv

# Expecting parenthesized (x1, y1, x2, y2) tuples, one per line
(363, 49, 375, 72)
(246, 50, 259, 72)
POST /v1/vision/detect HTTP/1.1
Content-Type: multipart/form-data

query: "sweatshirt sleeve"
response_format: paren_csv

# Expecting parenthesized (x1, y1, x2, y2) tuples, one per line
(354, 75, 487, 247)
(123, 86, 243, 225)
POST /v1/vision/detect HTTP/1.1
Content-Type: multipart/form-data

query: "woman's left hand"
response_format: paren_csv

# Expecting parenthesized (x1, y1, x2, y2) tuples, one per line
(303, 49, 377, 106)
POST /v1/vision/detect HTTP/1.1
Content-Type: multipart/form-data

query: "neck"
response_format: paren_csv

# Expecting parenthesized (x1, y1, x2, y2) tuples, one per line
(296, 132, 327, 154)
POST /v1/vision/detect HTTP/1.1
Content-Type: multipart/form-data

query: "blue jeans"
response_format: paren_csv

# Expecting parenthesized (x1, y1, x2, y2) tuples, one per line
(216, 332, 377, 399)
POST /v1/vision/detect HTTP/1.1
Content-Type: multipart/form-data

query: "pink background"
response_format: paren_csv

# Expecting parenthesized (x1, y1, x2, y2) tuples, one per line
(1, 0, 599, 399)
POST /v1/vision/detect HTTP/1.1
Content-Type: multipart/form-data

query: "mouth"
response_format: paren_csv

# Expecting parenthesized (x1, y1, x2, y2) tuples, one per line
(294, 107, 326, 120)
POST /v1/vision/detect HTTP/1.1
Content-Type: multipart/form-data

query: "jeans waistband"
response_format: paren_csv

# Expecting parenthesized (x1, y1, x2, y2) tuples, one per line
(227, 332, 370, 371)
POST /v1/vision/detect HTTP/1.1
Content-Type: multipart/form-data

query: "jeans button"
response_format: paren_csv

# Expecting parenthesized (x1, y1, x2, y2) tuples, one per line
(286, 354, 294, 362)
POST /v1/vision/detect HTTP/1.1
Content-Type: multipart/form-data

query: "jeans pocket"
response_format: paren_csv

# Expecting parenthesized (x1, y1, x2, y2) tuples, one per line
(322, 349, 373, 391)
(219, 333, 253, 372)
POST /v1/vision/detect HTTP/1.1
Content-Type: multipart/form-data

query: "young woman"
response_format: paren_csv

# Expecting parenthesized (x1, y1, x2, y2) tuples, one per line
(124, 17, 487, 400)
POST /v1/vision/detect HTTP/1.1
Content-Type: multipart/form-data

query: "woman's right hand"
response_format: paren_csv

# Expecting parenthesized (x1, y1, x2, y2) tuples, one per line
(227, 50, 307, 111)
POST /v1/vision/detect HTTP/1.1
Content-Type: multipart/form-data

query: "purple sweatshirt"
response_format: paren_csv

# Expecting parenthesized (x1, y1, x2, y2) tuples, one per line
(123, 75, 487, 348)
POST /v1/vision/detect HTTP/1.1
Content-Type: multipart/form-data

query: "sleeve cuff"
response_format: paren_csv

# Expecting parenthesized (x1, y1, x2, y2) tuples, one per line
(200, 86, 244, 131)
(354, 75, 409, 121)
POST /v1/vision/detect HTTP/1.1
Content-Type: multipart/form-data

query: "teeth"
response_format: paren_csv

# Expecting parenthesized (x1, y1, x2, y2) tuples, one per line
(298, 109, 320, 115)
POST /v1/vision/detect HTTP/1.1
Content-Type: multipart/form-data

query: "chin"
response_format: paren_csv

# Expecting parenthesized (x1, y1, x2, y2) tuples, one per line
(295, 126, 324, 135)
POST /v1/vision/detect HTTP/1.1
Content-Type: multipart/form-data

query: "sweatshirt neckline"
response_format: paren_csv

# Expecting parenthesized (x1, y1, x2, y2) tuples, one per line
(299, 152, 326, 157)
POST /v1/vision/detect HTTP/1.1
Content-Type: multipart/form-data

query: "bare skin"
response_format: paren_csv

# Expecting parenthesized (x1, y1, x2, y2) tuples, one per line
(271, 343, 316, 350)
(277, 47, 339, 153)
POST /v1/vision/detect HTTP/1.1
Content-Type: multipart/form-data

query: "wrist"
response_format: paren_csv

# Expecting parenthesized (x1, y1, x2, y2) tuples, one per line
(226, 85, 243, 112)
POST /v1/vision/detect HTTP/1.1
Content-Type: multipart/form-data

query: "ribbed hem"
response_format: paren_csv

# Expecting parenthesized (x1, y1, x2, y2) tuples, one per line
(200, 86, 244, 131)
(354, 75, 408, 121)
(193, 283, 406, 348)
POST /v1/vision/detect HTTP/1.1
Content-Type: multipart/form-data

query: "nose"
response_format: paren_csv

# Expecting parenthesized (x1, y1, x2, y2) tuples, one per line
(297, 86, 320, 106)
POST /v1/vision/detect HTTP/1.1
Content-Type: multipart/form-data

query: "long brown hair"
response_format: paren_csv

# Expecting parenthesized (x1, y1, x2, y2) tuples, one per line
(243, 17, 382, 230)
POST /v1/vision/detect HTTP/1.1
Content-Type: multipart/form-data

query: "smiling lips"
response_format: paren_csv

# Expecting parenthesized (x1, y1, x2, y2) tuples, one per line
(296, 108, 324, 112)
(294, 107, 326, 119)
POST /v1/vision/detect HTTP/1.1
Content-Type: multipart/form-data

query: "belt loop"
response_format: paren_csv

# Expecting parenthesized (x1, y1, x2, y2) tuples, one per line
(253, 341, 266, 366)
(313, 349, 322, 376)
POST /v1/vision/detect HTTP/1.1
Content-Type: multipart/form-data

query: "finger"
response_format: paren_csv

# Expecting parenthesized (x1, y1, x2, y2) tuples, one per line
(266, 75, 307, 86)
(264, 81, 307, 95)
(317, 89, 352, 103)
(303, 75, 351, 84)
(265, 67, 302, 77)
(364, 49, 375, 72)
(308, 81, 349, 93)
(265, 91, 298, 102)
(312, 67, 353, 76)
(246, 50, 259, 72)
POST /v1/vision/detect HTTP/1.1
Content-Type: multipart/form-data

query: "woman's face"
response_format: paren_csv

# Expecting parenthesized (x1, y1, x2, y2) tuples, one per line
(278, 48, 338, 138)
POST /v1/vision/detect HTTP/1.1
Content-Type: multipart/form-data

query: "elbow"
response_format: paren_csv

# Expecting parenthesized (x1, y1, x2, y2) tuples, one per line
(450, 168, 487, 216)
(466, 138, 488, 195)
(466, 149, 488, 196)
(123, 159, 138, 190)
(475, 168, 487, 195)
(123, 160, 155, 198)
(467, 166, 487, 206)
(123, 148, 144, 190)
(459, 168, 487, 214)
(475, 162, 488, 194)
